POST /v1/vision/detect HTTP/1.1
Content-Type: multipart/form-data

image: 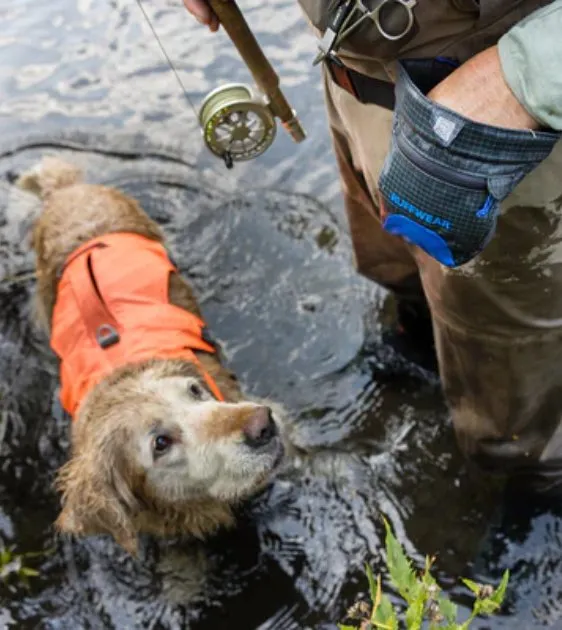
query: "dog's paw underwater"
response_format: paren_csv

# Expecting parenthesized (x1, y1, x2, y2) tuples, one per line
(15, 156, 288, 554)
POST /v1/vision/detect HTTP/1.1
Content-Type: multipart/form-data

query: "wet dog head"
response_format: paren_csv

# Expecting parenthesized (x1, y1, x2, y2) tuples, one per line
(54, 361, 285, 553)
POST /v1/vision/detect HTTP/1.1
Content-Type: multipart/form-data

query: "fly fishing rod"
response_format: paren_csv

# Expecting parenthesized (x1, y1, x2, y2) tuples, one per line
(135, 0, 306, 169)
(199, 0, 306, 167)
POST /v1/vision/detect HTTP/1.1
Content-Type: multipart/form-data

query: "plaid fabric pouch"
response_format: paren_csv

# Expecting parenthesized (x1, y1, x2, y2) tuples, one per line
(378, 59, 561, 267)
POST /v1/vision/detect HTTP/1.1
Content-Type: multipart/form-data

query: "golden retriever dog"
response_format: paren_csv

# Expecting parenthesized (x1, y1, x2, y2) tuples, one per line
(16, 156, 286, 554)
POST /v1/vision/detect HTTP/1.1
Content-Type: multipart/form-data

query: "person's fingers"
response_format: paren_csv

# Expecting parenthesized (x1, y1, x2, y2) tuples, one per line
(183, 0, 218, 30)
(209, 13, 220, 32)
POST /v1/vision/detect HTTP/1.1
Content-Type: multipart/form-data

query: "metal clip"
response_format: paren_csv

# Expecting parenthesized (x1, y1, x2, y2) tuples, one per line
(96, 324, 120, 349)
(313, 0, 355, 65)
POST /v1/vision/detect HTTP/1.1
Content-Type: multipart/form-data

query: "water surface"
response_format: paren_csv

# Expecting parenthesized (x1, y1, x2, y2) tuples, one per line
(0, 1, 561, 628)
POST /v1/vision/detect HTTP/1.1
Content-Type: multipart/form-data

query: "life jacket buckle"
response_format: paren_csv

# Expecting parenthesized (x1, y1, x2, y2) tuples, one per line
(96, 324, 120, 349)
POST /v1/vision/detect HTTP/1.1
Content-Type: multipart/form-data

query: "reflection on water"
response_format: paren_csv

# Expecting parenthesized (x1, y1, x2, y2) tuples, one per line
(0, 1, 561, 629)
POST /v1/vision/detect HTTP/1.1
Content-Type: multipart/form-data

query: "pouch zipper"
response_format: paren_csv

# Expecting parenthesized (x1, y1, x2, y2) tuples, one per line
(396, 132, 487, 191)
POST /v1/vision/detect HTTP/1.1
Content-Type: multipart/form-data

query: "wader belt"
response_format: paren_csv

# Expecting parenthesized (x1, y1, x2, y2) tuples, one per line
(326, 56, 396, 111)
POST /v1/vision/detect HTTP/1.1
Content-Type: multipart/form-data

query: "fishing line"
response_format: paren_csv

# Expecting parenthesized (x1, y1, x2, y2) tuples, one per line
(131, 0, 305, 166)
(131, 0, 275, 167)
(132, 0, 201, 121)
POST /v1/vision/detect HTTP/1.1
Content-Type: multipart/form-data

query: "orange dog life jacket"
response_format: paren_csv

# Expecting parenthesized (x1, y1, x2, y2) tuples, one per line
(50, 232, 224, 418)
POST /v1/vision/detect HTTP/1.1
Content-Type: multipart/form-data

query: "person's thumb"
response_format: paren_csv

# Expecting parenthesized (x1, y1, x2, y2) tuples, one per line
(183, 0, 220, 32)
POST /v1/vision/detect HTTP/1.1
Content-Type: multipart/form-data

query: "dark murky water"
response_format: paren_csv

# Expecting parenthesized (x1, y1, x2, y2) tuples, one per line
(1, 1, 562, 629)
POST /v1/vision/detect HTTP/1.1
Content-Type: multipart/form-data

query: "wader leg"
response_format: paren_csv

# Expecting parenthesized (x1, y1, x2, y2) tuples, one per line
(324, 69, 424, 305)
(324, 68, 562, 492)
(417, 141, 562, 493)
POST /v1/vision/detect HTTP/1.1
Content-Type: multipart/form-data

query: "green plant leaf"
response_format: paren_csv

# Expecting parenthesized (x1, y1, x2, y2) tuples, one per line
(340, 523, 510, 630)
(464, 570, 510, 620)
(382, 517, 418, 602)
(438, 596, 458, 624)
(404, 588, 425, 630)
(479, 599, 502, 615)
(371, 593, 398, 630)
(365, 563, 379, 607)
(461, 578, 481, 596)
(368, 569, 383, 621)
(421, 562, 440, 602)
(20, 567, 40, 577)
(491, 570, 510, 606)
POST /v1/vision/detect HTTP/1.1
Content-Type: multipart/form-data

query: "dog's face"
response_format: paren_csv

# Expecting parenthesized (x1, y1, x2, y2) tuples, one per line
(55, 363, 285, 553)
(134, 371, 285, 502)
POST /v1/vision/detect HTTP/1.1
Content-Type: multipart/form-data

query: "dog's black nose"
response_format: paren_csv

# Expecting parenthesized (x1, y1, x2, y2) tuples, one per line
(243, 407, 277, 448)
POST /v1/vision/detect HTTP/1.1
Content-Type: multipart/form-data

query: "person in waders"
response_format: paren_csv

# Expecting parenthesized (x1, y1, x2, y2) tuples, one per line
(183, 0, 562, 496)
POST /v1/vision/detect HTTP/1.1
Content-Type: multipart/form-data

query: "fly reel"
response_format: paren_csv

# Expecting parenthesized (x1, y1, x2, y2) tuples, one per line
(199, 84, 277, 168)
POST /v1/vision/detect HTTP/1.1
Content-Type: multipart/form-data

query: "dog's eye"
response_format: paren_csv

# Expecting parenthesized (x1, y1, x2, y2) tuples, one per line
(188, 382, 204, 399)
(153, 434, 173, 455)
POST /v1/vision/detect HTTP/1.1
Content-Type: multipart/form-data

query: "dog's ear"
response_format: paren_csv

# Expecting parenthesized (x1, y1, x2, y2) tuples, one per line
(54, 446, 141, 555)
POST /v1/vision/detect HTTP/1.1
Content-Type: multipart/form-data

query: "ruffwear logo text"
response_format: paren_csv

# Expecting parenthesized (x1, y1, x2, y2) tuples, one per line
(389, 192, 451, 231)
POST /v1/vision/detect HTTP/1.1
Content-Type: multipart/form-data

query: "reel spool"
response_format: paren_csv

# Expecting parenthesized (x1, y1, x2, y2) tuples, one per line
(199, 84, 277, 168)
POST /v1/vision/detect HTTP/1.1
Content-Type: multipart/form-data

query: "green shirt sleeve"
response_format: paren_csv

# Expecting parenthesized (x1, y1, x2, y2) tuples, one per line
(498, 0, 562, 130)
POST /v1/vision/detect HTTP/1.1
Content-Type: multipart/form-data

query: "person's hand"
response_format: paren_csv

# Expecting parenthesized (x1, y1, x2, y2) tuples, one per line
(427, 45, 539, 130)
(183, 0, 220, 32)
